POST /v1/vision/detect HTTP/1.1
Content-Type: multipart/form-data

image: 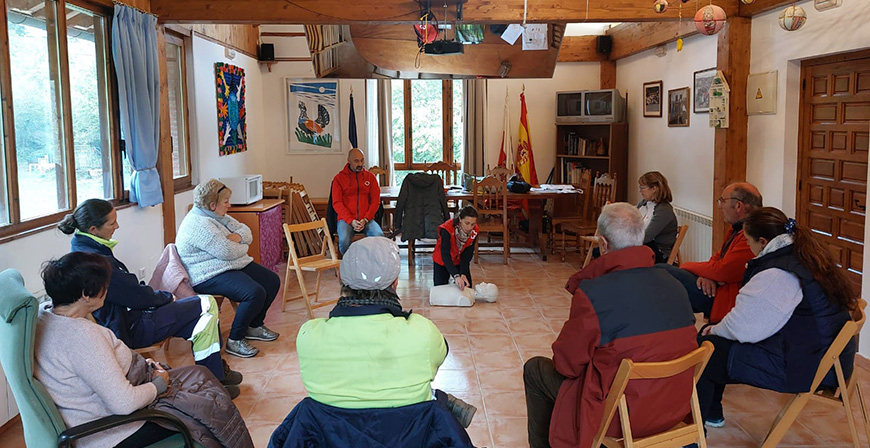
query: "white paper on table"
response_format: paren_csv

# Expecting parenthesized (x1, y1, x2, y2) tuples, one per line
(522, 24, 548, 50)
(500, 24, 523, 45)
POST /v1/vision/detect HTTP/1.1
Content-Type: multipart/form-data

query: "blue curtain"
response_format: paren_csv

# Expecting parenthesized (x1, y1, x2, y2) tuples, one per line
(112, 5, 163, 207)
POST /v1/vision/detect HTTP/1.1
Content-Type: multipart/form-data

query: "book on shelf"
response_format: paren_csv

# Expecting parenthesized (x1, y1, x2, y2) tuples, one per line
(561, 160, 586, 185)
(562, 134, 608, 157)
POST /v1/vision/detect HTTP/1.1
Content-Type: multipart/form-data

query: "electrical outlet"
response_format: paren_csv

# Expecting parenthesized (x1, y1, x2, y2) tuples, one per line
(138, 267, 146, 281)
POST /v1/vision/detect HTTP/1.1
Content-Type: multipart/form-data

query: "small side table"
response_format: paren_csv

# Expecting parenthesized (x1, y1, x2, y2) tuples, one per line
(228, 199, 285, 272)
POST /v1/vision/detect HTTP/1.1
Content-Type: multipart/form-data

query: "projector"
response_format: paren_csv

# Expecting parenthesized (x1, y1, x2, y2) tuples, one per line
(424, 40, 464, 55)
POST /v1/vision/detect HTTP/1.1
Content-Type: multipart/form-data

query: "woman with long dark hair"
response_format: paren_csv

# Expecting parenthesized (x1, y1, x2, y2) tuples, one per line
(697, 207, 857, 429)
(432, 206, 478, 290)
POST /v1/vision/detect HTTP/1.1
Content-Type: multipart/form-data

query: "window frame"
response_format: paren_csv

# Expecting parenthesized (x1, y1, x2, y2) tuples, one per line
(164, 30, 192, 192)
(0, 0, 128, 241)
(392, 79, 457, 172)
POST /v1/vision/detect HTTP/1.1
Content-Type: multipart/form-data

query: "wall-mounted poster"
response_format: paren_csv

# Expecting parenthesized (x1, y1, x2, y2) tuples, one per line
(709, 70, 731, 128)
(286, 79, 341, 154)
(693, 67, 717, 113)
(668, 87, 691, 127)
(215, 63, 247, 156)
(643, 80, 663, 117)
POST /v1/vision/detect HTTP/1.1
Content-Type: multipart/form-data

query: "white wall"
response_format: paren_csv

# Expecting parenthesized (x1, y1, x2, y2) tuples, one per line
(189, 35, 266, 184)
(486, 62, 601, 182)
(744, 0, 870, 354)
(616, 34, 718, 216)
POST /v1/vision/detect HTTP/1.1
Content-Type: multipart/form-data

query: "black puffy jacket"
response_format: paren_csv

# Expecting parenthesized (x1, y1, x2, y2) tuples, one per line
(394, 173, 450, 242)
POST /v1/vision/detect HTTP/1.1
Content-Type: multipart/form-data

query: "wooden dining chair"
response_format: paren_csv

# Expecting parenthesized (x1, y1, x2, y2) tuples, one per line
(592, 341, 715, 448)
(368, 165, 394, 232)
(666, 224, 690, 265)
(472, 175, 509, 265)
(425, 161, 459, 186)
(282, 219, 341, 318)
(760, 298, 869, 448)
(559, 172, 617, 261)
(487, 164, 513, 182)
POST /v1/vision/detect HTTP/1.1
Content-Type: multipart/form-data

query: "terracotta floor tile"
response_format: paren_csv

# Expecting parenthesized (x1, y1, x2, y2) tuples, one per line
(476, 368, 525, 392)
(433, 368, 480, 391)
(465, 420, 494, 448)
(434, 318, 469, 335)
(703, 423, 760, 447)
(442, 350, 477, 370)
(506, 316, 553, 335)
(488, 416, 530, 448)
(482, 390, 528, 418)
(473, 350, 524, 370)
(470, 334, 518, 354)
(730, 411, 825, 445)
(500, 307, 545, 321)
(263, 373, 307, 397)
(466, 318, 511, 334)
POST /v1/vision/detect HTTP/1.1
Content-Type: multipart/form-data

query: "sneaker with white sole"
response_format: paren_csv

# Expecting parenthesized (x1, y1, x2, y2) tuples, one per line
(705, 417, 725, 428)
(246, 325, 279, 341)
(226, 338, 259, 358)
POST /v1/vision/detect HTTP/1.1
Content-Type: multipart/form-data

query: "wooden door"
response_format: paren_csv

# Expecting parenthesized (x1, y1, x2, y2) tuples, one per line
(798, 52, 870, 293)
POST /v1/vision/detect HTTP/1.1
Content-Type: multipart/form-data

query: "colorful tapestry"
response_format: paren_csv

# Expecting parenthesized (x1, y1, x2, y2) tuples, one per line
(215, 63, 247, 156)
(286, 79, 340, 154)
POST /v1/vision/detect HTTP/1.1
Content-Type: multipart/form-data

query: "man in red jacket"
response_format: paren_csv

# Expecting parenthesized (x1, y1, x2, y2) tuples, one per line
(332, 148, 384, 254)
(523, 203, 698, 448)
(659, 182, 762, 323)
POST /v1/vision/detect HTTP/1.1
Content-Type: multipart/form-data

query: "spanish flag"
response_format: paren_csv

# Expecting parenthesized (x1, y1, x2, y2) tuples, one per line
(516, 92, 539, 185)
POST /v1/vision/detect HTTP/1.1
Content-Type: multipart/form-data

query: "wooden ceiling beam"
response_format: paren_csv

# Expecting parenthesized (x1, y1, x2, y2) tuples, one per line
(150, 0, 738, 24)
(738, 0, 796, 17)
(557, 36, 607, 62)
(606, 21, 699, 61)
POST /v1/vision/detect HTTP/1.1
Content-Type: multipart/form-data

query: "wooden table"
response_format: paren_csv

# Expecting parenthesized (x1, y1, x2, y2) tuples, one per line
(380, 186, 583, 261)
(228, 199, 285, 272)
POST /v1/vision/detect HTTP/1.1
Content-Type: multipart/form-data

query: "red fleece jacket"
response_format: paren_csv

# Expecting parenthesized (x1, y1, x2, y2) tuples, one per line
(331, 164, 381, 224)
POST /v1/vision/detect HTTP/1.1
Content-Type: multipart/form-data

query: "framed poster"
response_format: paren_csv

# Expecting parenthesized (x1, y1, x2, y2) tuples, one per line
(668, 87, 691, 127)
(215, 63, 247, 156)
(643, 80, 663, 117)
(286, 79, 341, 154)
(693, 67, 717, 113)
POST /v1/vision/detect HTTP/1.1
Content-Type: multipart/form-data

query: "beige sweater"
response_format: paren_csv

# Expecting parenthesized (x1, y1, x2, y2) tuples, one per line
(34, 307, 158, 448)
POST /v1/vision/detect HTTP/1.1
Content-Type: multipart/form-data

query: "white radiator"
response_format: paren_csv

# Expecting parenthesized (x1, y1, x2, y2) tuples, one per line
(673, 206, 713, 263)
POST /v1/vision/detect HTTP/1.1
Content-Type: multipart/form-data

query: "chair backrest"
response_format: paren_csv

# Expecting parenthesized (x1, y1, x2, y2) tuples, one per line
(425, 161, 458, 186)
(667, 224, 690, 265)
(487, 164, 513, 183)
(368, 165, 388, 186)
(283, 219, 338, 266)
(0, 269, 68, 447)
(472, 176, 508, 218)
(592, 341, 714, 448)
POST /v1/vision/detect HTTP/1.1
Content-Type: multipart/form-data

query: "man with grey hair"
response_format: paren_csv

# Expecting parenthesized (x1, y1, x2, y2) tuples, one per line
(523, 203, 698, 448)
(331, 148, 384, 254)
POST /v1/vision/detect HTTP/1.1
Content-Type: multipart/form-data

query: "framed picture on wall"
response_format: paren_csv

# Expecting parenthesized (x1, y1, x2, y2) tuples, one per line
(668, 87, 691, 127)
(285, 79, 342, 154)
(693, 67, 717, 113)
(643, 80, 663, 117)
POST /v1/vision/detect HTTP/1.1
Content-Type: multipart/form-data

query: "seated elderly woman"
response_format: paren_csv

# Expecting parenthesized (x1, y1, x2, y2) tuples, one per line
(636, 171, 678, 263)
(176, 179, 281, 358)
(36, 252, 253, 448)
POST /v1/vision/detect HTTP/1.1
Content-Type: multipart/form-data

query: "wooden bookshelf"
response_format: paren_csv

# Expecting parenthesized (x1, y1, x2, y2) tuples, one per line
(555, 122, 628, 200)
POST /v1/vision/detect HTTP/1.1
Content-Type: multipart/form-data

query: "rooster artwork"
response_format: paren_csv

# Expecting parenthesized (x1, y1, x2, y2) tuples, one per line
(214, 63, 247, 155)
(287, 81, 339, 152)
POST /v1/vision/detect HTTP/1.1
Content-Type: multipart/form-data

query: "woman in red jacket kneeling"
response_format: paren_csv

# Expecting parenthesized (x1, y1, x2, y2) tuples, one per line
(433, 206, 478, 290)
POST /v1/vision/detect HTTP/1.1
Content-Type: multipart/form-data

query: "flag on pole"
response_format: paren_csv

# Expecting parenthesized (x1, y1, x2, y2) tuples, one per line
(515, 91, 539, 185)
(497, 88, 513, 168)
(348, 92, 358, 148)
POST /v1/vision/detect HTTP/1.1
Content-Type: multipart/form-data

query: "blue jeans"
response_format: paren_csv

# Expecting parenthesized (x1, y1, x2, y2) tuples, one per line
(656, 263, 715, 316)
(337, 219, 384, 254)
(193, 262, 280, 340)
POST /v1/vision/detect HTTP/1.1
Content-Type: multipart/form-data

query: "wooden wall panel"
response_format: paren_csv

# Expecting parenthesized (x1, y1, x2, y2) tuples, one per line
(558, 36, 607, 62)
(178, 24, 259, 58)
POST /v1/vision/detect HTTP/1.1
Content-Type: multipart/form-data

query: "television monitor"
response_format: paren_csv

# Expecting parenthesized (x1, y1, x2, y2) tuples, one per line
(581, 89, 625, 123)
(555, 91, 584, 124)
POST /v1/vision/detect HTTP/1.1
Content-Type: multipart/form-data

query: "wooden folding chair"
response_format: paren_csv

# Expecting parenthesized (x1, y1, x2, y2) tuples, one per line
(666, 224, 689, 265)
(282, 219, 341, 318)
(592, 341, 715, 448)
(760, 298, 869, 448)
(472, 175, 509, 265)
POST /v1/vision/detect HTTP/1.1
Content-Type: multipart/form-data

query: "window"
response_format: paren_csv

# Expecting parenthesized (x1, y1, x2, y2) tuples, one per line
(165, 31, 191, 190)
(391, 79, 464, 186)
(0, 0, 119, 238)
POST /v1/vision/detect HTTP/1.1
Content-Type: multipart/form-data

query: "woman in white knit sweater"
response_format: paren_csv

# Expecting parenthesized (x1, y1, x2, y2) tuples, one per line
(176, 179, 281, 358)
(35, 252, 176, 448)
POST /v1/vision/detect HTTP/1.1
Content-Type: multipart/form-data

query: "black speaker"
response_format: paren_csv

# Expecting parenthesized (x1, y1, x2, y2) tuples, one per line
(259, 43, 275, 61)
(596, 35, 613, 55)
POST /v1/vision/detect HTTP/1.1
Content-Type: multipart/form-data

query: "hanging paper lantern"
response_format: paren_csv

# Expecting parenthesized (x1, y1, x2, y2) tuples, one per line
(779, 5, 807, 31)
(693, 5, 727, 35)
(653, 0, 669, 14)
(741, 0, 756, 4)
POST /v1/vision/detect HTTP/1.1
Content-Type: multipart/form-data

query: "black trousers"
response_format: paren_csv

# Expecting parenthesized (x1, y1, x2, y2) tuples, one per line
(433, 263, 472, 287)
(656, 263, 715, 317)
(114, 421, 177, 448)
(194, 262, 280, 340)
(696, 334, 735, 424)
(524, 356, 566, 448)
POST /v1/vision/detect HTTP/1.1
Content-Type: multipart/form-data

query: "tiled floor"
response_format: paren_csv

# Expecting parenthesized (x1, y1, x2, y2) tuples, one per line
(2, 247, 869, 447)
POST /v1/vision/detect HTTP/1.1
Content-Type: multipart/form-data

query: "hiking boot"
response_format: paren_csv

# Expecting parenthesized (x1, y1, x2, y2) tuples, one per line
(226, 338, 259, 358)
(246, 325, 279, 341)
(221, 359, 243, 386)
(445, 393, 477, 428)
(223, 384, 240, 400)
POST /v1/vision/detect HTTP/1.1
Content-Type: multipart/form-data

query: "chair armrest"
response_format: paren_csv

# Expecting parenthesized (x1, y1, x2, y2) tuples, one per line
(58, 409, 194, 448)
